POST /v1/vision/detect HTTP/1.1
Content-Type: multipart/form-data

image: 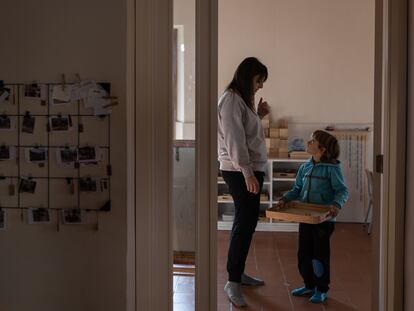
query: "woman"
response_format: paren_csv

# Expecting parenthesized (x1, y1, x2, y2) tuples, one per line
(218, 57, 270, 307)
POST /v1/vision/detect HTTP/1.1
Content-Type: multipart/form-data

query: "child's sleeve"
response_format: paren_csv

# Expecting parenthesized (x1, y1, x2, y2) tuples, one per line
(281, 165, 304, 202)
(331, 166, 349, 209)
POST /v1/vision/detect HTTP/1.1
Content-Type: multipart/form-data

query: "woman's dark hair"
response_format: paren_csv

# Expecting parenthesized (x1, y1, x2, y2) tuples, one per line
(226, 57, 268, 111)
(313, 130, 340, 162)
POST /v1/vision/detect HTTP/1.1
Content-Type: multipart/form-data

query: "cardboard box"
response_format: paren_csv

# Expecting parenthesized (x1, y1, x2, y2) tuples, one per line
(266, 201, 332, 224)
(265, 138, 280, 149)
(261, 119, 270, 128)
(279, 128, 289, 139)
(269, 128, 280, 138)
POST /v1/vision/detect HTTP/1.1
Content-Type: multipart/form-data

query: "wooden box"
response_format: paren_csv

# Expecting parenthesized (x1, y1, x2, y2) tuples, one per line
(269, 128, 280, 138)
(279, 128, 289, 139)
(266, 201, 332, 224)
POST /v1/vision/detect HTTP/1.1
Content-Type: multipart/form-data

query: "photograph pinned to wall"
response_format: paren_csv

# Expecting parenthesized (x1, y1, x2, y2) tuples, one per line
(0, 87, 11, 103)
(22, 114, 35, 134)
(79, 177, 98, 192)
(25, 147, 47, 163)
(49, 115, 72, 132)
(24, 83, 47, 101)
(0, 145, 16, 161)
(79, 177, 108, 192)
(0, 115, 16, 131)
(50, 84, 73, 105)
(28, 207, 51, 224)
(18, 177, 37, 194)
(71, 80, 97, 102)
(85, 87, 112, 116)
(56, 147, 78, 167)
(61, 208, 85, 225)
(78, 146, 100, 164)
(0, 209, 5, 230)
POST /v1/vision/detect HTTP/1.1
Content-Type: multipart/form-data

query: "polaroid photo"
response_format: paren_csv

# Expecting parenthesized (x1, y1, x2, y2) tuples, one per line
(71, 80, 97, 102)
(28, 208, 51, 224)
(25, 147, 47, 163)
(24, 84, 46, 100)
(0, 209, 6, 230)
(22, 114, 35, 134)
(61, 209, 84, 225)
(19, 177, 37, 194)
(0, 87, 10, 103)
(85, 87, 112, 116)
(79, 177, 100, 192)
(51, 84, 73, 105)
(0, 115, 16, 131)
(56, 147, 78, 167)
(100, 178, 108, 191)
(49, 115, 72, 132)
(78, 146, 99, 163)
(0, 145, 16, 161)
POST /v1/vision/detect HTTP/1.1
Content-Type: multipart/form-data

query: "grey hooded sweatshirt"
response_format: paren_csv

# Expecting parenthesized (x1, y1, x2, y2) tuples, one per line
(218, 90, 267, 178)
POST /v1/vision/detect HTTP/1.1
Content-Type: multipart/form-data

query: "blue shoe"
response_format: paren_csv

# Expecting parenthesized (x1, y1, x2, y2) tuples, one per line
(291, 286, 314, 296)
(309, 290, 328, 303)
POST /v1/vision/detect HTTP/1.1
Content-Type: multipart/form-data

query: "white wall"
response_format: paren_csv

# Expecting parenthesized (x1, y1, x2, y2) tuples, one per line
(219, 0, 375, 124)
(174, 0, 196, 139)
(0, 1, 127, 310)
(405, 0, 414, 309)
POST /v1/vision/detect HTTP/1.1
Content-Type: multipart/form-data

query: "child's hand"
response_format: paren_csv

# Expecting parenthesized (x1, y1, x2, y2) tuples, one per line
(275, 200, 286, 209)
(328, 205, 340, 217)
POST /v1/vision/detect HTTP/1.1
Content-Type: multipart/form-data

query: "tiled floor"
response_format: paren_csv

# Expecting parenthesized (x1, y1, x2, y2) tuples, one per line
(174, 223, 371, 311)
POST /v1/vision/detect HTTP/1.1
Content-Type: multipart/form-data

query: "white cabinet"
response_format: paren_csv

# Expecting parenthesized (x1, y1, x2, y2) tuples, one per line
(217, 158, 307, 232)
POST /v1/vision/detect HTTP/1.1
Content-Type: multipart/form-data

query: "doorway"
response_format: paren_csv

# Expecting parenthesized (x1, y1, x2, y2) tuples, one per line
(126, 0, 407, 310)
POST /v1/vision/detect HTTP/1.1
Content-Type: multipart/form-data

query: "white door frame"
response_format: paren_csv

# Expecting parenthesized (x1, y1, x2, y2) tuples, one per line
(373, 0, 407, 310)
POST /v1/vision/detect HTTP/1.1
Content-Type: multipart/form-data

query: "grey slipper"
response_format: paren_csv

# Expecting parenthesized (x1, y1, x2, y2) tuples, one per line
(241, 273, 265, 286)
(224, 281, 247, 307)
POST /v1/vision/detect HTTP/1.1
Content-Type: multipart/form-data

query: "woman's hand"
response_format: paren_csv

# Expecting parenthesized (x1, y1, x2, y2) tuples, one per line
(245, 175, 259, 194)
(275, 200, 286, 209)
(328, 205, 340, 217)
(257, 97, 270, 119)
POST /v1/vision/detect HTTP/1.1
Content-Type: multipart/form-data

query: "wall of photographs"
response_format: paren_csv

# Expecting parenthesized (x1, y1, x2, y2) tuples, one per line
(0, 80, 115, 230)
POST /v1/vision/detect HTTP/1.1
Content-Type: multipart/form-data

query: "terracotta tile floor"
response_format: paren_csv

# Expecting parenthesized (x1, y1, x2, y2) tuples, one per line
(174, 223, 371, 311)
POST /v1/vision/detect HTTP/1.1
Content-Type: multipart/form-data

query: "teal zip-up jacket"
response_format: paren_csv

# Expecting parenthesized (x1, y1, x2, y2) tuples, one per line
(281, 158, 349, 221)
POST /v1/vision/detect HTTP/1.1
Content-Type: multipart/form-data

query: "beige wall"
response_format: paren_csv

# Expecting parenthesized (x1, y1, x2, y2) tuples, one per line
(405, 0, 414, 309)
(219, 0, 375, 124)
(0, 1, 127, 311)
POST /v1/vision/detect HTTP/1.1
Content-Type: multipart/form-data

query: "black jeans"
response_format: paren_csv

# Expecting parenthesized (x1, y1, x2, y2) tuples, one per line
(298, 222, 335, 293)
(221, 170, 264, 283)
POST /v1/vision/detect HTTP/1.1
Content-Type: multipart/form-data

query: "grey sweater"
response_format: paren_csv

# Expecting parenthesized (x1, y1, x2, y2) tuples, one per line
(218, 90, 267, 178)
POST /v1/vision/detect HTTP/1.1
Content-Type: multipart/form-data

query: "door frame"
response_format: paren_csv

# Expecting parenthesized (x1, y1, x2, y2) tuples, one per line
(125, 0, 408, 309)
(373, 0, 406, 310)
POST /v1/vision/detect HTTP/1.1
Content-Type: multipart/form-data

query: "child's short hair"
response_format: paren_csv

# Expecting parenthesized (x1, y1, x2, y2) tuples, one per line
(313, 130, 340, 162)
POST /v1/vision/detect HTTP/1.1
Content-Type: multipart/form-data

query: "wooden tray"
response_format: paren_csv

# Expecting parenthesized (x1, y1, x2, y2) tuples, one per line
(266, 201, 332, 224)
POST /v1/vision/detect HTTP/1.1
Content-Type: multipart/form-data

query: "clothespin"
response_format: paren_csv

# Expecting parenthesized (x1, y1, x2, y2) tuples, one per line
(102, 95, 118, 100)
(56, 210, 60, 232)
(103, 101, 119, 109)
(66, 178, 75, 194)
(61, 74, 66, 91)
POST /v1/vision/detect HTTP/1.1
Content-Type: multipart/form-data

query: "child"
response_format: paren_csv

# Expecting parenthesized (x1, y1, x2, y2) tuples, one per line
(276, 130, 348, 303)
